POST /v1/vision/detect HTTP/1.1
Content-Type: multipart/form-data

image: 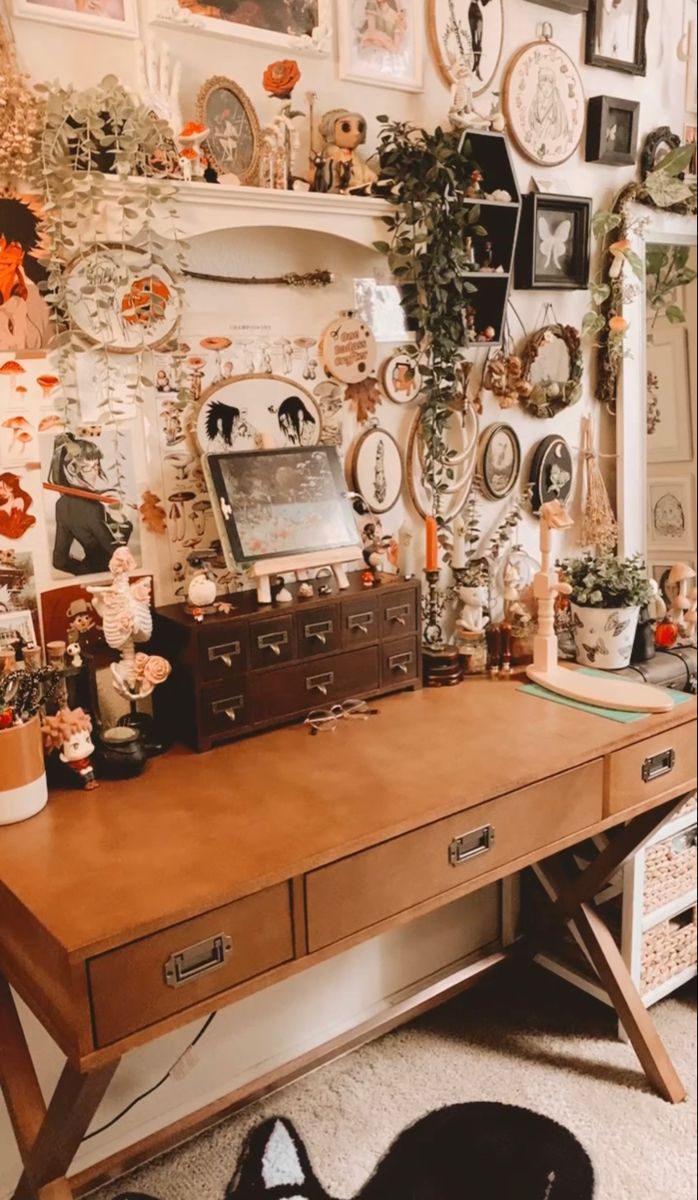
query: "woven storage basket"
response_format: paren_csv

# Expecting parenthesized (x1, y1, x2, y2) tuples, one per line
(644, 822, 697, 915)
(641, 907, 697, 995)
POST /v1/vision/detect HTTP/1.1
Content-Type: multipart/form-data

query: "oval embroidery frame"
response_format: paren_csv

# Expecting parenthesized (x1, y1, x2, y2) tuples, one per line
(195, 374, 323, 455)
(407, 406, 479, 520)
(529, 434, 574, 514)
(349, 426, 404, 515)
(478, 422, 521, 501)
(427, 0, 505, 97)
(502, 37, 585, 167)
(381, 352, 423, 406)
(63, 244, 181, 354)
(320, 314, 377, 385)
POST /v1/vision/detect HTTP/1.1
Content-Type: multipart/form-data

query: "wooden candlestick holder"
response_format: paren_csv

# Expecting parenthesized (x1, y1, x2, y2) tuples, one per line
(422, 569, 463, 687)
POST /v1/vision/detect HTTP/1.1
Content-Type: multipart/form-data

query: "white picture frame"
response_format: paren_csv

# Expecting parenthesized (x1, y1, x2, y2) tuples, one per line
(150, 0, 331, 53)
(11, 0, 139, 37)
(0, 608, 37, 650)
(647, 326, 694, 464)
(338, 0, 424, 93)
(647, 474, 695, 553)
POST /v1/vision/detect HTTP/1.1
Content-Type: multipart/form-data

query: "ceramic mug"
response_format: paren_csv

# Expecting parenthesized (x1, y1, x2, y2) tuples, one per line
(0, 715, 48, 826)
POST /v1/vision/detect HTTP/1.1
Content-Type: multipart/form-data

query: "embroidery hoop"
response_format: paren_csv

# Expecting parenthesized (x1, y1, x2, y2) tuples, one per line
(502, 26, 585, 166)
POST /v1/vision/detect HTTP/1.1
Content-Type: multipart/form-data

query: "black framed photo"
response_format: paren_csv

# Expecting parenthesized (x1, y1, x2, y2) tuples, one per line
(478, 423, 522, 500)
(204, 447, 361, 565)
(586, 0, 648, 75)
(586, 95, 640, 165)
(515, 194, 592, 291)
(524, 0, 588, 11)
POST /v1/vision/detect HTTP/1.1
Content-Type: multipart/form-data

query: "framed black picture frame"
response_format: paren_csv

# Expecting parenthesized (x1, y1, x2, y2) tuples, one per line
(524, 0, 588, 11)
(514, 193, 592, 291)
(586, 95, 640, 166)
(641, 126, 682, 179)
(586, 0, 648, 75)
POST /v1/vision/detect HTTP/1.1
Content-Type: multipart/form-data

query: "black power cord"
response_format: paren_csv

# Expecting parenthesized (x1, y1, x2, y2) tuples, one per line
(82, 1012, 217, 1142)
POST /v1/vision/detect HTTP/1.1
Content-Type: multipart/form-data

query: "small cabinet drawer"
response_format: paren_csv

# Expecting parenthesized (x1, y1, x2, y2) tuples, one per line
(88, 883, 294, 1046)
(381, 636, 419, 687)
(197, 625, 248, 684)
(341, 596, 379, 646)
(198, 682, 250, 738)
(306, 760, 602, 952)
(250, 646, 380, 723)
(607, 720, 697, 816)
(296, 605, 341, 659)
(380, 590, 417, 636)
(249, 616, 295, 669)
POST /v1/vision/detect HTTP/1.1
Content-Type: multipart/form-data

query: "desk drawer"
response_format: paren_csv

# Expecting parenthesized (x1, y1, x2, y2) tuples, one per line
(88, 884, 294, 1047)
(249, 616, 295, 669)
(380, 590, 418, 637)
(296, 605, 341, 659)
(607, 720, 697, 816)
(306, 760, 602, 952)
(250, 646, 379, 722)
(197, 624, 248, 684)
(341, 596, 379, 647)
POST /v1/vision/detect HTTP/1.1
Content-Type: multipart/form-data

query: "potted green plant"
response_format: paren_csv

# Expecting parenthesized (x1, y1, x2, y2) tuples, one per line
(561, 553, 652, 671)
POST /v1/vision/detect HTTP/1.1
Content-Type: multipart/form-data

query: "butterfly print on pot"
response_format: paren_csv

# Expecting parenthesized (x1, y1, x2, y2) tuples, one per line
(582, 638, 609, 664)
(605, 612, 632, 639)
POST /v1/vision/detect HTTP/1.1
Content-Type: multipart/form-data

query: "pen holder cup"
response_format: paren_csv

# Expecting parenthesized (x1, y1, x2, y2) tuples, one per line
(0, 716, 48, 826)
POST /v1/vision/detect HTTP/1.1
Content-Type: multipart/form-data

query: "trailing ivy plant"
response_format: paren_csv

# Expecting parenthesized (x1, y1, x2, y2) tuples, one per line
(373, 118, 486, 526)
(645, 243, 697, 330)
(27, 74, 186, 500)
(583, 143, 696, 410)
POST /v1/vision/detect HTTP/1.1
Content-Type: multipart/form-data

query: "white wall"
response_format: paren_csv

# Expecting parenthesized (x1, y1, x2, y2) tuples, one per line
(0, 0, 695, 1192)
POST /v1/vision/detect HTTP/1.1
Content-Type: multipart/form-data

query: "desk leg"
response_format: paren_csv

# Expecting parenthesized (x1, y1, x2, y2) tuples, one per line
(534, 801, 687, 1105)
(0, 973, 120, 1200)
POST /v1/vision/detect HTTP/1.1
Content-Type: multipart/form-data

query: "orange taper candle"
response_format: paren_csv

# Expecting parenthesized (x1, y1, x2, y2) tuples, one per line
(425, 516, 439, 572)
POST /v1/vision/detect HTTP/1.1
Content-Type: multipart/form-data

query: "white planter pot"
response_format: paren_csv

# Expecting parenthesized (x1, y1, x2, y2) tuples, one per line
(571, 603, 640, 671)
(0, 716, 48, 826)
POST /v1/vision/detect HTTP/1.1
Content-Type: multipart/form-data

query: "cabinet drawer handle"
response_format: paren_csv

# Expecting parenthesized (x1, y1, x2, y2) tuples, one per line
(305, 620, 334, 645)
(389, 652, 413, 674)
(164, 934, 232, 989)
(642, 749, 676, 783)
(212, 696, 244, 721)
(348, 612, 374, 634)
(258, 631, 288, 656)
(208, 641, 241, 668)
(387, 605, 409, 626)
(449, 825, 495, 867)
(307, 671, 334, 696)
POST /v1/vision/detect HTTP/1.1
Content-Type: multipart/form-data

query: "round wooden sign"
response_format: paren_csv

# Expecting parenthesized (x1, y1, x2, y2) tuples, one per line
(320, 314, 377, 385)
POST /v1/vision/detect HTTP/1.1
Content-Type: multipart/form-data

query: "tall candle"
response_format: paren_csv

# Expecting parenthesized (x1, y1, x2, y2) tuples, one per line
(425, 516, 439, 572)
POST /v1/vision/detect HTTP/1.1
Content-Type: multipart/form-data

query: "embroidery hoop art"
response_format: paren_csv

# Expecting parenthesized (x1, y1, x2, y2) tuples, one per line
(348, 426, 404, 515)
(381, 352, 423, 406)
(63, 244, 181, 354)
(502, 28, 585, 167)
(194, 375, 324, 455)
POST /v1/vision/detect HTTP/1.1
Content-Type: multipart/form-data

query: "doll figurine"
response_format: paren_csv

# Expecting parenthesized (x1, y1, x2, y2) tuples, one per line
(316, 109, 377, 194)
(42, 707, 98, 790)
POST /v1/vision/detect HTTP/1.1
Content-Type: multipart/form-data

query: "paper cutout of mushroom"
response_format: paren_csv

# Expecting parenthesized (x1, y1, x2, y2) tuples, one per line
(2, 414, 33, 453)
(200, 336, 232, 380)
(36, 374, 60, 403)
(168, 490, 196, 542)
(0, 360, 26, 397)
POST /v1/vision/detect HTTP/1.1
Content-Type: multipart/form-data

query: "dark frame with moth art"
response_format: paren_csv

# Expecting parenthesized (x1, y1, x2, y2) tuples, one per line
(515, 193, 592, 291)
(585, 0, 649, 75)
(529, 434, 574, 513)
(586, 96, 640, 166)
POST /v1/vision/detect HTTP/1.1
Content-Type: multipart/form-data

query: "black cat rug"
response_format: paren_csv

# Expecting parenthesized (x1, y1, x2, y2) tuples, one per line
(116, 1102, 595, 1199)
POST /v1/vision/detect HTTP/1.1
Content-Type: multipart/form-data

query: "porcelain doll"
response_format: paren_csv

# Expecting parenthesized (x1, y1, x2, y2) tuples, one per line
(456, 583, 490, 636)
(317, 109, 377, 194)
(42, 707, 98, 790)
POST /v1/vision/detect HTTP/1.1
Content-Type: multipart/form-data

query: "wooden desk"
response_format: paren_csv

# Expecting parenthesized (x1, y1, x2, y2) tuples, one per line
(0, 682, 696, 1199)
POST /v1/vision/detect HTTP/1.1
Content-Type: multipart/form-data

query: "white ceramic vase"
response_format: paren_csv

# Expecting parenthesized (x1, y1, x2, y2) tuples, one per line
(571, 603, 640, 671)
(0, 716, 48, 826)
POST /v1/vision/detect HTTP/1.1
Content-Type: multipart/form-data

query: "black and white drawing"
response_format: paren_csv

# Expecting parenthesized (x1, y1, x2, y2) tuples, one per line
(648, 476, 694, 552)
(196, 376, 323, 455)
(429, 0, 504, 96)
(586, 0, 649, 74)
(516, 195, 591, 291)
(349, 426, 403, 514)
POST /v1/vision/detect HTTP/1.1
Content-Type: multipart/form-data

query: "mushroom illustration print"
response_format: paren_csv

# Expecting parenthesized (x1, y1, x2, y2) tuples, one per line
(2, 415, 33, 455)
(0, 359, 26, 397)
(36, 374, 60, 404)
(200, 336, 232, 380)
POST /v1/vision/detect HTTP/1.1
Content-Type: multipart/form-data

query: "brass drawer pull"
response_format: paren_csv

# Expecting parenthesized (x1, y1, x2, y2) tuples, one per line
(164, 933, 232, 989)
(642, 749, 676, 783)
(306, 671, 334, 696)
(449, 825, 495, 867)
(348, 612, 374, 634)
(212, 696, 244, 722)
(258, 631, 289, 656)
(389, 652, 413, 674)
(386, 605, 409, 626)
(305, 620, 334, 645)
(208, 641, 241, 669)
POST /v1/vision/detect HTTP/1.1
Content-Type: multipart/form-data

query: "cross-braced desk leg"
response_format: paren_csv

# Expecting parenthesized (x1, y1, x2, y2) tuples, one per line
(0, 975, 120, 1200)
(533, 796, 688, 1105)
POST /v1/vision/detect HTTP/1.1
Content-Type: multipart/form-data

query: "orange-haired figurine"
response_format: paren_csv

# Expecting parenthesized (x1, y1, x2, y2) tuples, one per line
(42, 707, 98, 789)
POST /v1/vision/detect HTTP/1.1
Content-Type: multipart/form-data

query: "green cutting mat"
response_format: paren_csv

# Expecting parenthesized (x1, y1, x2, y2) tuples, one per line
(519, 668, 692, 723)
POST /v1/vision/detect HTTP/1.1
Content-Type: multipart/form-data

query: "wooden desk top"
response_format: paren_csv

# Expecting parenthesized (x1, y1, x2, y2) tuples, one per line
(0, 681, 694, 959)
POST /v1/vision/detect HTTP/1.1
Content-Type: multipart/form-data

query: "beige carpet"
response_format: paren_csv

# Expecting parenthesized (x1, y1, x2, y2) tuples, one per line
(91, 965, 696, 1200)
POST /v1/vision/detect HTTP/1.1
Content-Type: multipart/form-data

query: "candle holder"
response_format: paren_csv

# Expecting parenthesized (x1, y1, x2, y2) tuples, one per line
(422, 570, 463, 687)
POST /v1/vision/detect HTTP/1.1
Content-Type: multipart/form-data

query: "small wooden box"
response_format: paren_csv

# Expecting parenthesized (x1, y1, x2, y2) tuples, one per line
(153, 575, 422, 752)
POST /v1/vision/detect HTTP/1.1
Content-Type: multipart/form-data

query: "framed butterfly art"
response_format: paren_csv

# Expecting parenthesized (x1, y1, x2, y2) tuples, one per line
(514, 193, 592, 290)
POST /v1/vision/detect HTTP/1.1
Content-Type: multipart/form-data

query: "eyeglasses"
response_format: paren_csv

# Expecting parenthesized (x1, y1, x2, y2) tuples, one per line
(304, 698, 380, 735)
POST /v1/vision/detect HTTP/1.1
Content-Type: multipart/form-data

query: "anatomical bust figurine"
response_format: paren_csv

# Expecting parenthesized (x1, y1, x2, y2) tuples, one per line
(317, 109, 378, 194)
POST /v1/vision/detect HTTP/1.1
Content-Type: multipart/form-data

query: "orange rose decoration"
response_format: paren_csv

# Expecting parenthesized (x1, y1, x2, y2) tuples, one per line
(263, 59, 301, 99)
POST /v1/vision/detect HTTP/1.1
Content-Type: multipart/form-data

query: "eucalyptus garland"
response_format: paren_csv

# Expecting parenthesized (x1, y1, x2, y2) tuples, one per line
(374, 119, 486, 525)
